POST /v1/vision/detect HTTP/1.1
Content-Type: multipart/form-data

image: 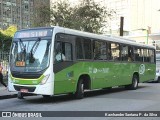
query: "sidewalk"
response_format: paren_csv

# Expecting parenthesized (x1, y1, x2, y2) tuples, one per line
(0, 86, 17, 99)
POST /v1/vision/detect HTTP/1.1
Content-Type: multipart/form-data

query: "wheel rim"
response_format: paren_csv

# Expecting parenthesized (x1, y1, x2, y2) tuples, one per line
(81, 83, 84, 94)
(134, 77, 138, 88)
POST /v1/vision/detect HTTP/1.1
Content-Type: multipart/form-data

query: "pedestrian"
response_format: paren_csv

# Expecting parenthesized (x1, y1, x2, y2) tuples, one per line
(0, 63, 7, 89)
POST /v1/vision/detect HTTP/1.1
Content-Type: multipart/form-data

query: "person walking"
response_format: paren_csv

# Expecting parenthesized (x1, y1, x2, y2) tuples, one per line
(0, 63, 7, 89)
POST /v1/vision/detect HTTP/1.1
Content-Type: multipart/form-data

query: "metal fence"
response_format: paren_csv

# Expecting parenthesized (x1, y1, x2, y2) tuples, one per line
(0, 51, 9, 78)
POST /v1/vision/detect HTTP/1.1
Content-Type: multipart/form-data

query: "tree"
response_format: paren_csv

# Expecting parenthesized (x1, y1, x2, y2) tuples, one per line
(0, 26, 17, 52)
(50, 1, 75, 28)
(0, 32, 11, 52)
(0, 26, 17, 37)
(32, 1, 51, 27)
(50, 0, 116, 33)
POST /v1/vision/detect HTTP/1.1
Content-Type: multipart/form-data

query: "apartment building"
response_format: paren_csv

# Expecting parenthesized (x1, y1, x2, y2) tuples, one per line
(0, 0, 49, 30)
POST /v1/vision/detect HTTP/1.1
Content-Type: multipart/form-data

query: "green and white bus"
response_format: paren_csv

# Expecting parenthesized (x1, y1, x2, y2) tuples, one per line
(8, 26, 156, 99)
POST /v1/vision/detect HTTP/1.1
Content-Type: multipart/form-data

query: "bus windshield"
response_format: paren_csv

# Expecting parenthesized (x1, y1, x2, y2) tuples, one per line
(10, 38, 51, 72)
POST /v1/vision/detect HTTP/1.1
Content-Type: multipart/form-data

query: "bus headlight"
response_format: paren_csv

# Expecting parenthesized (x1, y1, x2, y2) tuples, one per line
(40, 74, 50, 85)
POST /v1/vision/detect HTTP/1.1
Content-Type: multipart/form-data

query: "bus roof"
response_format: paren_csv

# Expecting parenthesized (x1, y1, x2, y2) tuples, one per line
(16, 26, 155, 49)
(53, 26, 155, 49)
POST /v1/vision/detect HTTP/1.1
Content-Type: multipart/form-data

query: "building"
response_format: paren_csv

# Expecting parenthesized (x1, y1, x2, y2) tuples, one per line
(81, 0, 160, 48)
(50, 0, 160, 35)
(1, 0, 158, 37)
(0, 0, 49, 30)
(100, 0, 160, 36)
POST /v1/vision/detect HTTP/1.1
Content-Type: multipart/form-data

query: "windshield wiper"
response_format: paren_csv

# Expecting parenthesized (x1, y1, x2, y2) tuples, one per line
(29, 38, 41, 63)
(18, 39, 26, 61)
(19, 39, 26, 52)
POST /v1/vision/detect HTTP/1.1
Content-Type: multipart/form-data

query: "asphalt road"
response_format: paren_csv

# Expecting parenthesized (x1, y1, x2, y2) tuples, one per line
(1, 83, 160, 120)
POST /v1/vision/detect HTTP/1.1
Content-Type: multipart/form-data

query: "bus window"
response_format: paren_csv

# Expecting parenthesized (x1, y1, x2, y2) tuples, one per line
(94, 41, 107, 60)
(62, 42, 72, 61)
(128, 46, 134, 61)
(111, 43, 120, 61)
(134, 47, 143, 62)
(83, 38, 92, 59)
(149, 49, 155, 63)
(107, 43, 112, 60)
(143, 49, 149, 62)
(76, 37, 92, 60)
(76, 37, 84, 59)
(54, 42, 65, 62)
(121, 45, 128, 61)
(54, 42, 72, 63)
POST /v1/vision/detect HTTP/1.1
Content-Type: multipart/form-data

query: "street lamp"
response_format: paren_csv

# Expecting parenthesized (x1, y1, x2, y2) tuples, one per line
(141, 28, 149, 44)
(131, 28, 149, 44)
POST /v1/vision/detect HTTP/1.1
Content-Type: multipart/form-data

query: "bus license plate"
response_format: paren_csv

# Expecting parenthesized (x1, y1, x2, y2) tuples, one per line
(20, 89, 28, 93)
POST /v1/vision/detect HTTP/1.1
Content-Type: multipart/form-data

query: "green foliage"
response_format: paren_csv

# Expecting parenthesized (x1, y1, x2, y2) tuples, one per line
(0, 26, 17, 52)
(50, 0, 116, 33)
(50, 1, 74, 28)
(32, 0, 116, 33)
(32, 3, 51, 27)
(0, 26, 17, 37)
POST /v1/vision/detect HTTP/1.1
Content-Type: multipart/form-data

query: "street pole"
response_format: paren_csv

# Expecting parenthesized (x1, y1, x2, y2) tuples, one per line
(146, 30, 148, 44)
(120, 16, 124, 36)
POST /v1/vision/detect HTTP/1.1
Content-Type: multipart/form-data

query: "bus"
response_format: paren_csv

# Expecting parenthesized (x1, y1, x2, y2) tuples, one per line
(8, 26, 156, 99)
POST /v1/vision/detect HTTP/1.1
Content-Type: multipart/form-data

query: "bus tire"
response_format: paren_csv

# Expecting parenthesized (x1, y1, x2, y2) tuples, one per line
(103, 87, 112, 91)
(125, 74, 138, 90)
(17, 92, 24, 99)
(75, 79, 84, 99)
(157, 77, 160, 83)
(42, 95, 51, 98)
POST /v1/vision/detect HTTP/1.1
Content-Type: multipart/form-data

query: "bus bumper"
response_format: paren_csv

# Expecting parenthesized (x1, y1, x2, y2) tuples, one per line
(8, 81, 53, 95)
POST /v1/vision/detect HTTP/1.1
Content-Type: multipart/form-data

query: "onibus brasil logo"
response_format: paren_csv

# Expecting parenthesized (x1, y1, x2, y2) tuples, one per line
(139, 64, 145, 74)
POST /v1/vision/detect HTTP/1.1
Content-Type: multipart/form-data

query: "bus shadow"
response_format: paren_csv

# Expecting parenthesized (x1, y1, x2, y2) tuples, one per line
(24, 94, 76, 104)
(24, 84, 149, 104)
(23, 87, 134, 103)
(84, 87, 125, 98)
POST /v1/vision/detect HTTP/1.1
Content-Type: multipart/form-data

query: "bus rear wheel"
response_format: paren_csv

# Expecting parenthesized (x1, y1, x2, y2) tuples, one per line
(75, 79, 84, 99)
(125, 74, 138, 90)
(157, 77, 160, 83)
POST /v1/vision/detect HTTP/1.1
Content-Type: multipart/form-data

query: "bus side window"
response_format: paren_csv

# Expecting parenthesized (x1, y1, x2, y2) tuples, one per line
(63, 42, 72, 61)
(143, 49, 149, 62)
(128, 46, 134, 62)
(54, 42, 72, 63)
(54, 42, 65, 62)
(135, 48, 143, 62)
(121, 45, 128, 61)
(76, 37, 92, 60)
(111, 43, 120, 61)
(107, 43, 112, 60)
(94, 41, 107, 60)
(149, 49, 155, 63)
(76, 38, 84, 59)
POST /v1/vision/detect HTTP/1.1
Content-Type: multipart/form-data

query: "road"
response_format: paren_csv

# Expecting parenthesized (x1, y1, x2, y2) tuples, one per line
(1, 83, 160, 120)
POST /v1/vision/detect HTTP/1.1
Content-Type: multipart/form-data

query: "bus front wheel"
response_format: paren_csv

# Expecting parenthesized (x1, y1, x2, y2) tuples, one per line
(125, 74, 138, 90)
(17, 92, 24, 99)
(42, 95, 51, 99)
(75, 79, 84, 99)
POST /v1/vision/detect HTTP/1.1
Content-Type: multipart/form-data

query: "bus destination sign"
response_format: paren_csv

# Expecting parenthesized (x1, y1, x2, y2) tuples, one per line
(14, 29, 53, 38)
